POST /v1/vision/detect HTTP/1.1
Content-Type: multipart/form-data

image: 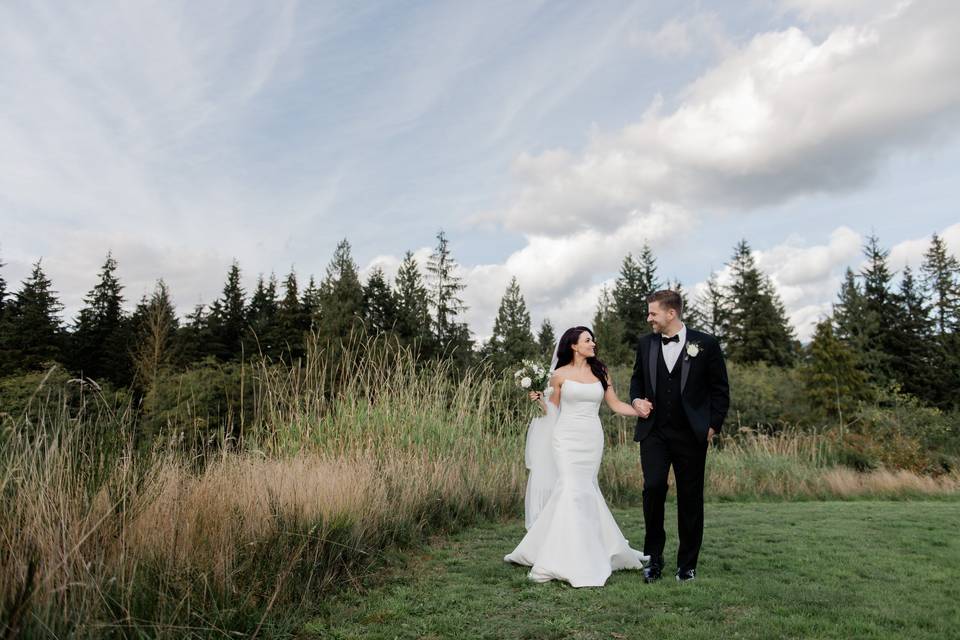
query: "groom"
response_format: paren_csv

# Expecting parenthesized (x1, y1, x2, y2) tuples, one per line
(630, 289, 729, 583)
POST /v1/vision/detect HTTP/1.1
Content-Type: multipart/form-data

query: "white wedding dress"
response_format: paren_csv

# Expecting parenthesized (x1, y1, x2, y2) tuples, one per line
(504, 380, 648, 587)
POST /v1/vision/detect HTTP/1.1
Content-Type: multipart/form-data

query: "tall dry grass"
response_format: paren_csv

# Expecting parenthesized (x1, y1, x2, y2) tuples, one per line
(0, 335, 526, 638)
(2, 334, 958, 637)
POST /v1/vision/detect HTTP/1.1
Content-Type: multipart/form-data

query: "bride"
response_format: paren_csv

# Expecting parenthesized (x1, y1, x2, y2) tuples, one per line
(505, 326, 648, 587)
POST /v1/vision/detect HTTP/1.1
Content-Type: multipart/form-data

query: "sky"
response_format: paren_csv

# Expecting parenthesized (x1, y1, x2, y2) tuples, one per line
(2, 0, 959, 343)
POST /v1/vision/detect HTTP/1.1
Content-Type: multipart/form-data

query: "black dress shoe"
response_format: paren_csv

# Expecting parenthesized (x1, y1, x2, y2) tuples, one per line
(643, 555, 664, 583)
(675, 568, 696, 582)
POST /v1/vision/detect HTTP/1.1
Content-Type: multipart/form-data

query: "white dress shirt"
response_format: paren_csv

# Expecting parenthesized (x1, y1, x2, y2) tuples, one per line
(661, 323, 687, 373)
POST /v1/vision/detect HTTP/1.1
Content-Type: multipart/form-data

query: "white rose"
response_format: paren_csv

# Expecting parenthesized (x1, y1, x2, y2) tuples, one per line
(520, 377, 532, 389)
(686, 343, 700, 358)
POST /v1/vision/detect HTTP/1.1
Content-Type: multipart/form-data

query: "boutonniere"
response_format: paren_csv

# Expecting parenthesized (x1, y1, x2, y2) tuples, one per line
(685, 341, 701, 358)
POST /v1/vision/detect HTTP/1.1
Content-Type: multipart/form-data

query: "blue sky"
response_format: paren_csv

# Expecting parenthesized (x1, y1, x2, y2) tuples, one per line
(2, 0, 959, 341)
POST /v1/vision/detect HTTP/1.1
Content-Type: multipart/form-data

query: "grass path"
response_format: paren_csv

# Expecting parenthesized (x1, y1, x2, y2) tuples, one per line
(304, 501, 960, 639)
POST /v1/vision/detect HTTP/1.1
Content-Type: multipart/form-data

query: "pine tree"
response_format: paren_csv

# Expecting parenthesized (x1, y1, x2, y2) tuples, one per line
(208, 261, 248, 361)
(858, 234, 898, 384)
(70, 252, 132, 384)
(247, 273, 280, 356)
(537, 318, 557, 361)
(272, 268, 310, 362)
(426, 230, 472, 361)
(301, 275, 321, 328)
(394, 251, 433, 353)
(130, 279, 179, 389)
(1, 260, 66, 373)
(723, 240, 796, 366)
(317, 239, 365, 343)
(592, 285, 631, 366)
(175, 302, 211, 366)
(612, 246, 659, 351)
(833, 269, 867, 344)
(484, 277, 537, 372)
(803, 318, 871, 420)
(921, 233, 960, 335)
(888, 265, 936, 401)
(693, 271, 729, 343)
(362, 267, 399, 335)
(0, 251, 7, 321)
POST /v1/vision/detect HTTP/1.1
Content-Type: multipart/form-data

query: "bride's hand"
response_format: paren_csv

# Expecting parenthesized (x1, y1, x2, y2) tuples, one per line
(529, 391, 547, 413)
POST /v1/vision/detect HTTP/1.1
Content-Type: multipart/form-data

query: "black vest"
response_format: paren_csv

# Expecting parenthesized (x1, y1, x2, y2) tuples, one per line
(654, 347, 691, 431)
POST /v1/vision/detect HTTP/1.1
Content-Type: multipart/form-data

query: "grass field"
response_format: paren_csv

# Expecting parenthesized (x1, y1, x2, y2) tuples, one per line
(306, 501, 960, 640)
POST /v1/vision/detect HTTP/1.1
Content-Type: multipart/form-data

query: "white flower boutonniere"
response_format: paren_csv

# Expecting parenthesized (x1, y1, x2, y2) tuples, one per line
(685, 342, 701, 358)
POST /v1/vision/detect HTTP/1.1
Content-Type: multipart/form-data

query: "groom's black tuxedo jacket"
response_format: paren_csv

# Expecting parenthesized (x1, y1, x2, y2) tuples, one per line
(629, 327, 730, 444)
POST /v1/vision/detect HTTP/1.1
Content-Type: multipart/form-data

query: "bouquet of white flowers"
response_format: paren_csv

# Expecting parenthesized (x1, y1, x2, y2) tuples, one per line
(513, 359, 550, 393)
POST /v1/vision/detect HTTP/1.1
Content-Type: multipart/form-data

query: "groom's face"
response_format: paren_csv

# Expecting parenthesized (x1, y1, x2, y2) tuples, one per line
(647, 301, 674, 333)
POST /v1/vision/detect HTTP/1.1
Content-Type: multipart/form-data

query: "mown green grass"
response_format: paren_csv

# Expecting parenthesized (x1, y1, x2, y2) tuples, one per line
(305, 501, 960, 639)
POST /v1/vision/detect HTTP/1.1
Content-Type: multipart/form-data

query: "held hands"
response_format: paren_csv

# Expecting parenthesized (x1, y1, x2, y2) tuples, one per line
(631, 398, 653, 418)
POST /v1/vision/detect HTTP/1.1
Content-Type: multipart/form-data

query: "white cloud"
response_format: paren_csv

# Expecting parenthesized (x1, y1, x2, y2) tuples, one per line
(460, 205, 694, 341)
(628, 13, 731, 58)
(492, 2, 960, 237)
(888, 222, 960, 272)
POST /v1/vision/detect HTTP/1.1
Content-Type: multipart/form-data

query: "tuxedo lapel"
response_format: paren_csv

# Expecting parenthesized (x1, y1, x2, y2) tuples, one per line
(680, 328, 699, 393)
(648, 334, 660, 394)
(680, 342, 690, 393)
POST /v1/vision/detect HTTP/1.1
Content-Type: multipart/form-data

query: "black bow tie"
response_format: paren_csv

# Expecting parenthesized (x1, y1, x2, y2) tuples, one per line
(661, 334, 680, 345)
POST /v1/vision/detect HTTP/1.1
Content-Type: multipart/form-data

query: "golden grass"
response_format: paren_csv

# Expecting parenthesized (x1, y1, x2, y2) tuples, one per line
(1, 334, 957, 637)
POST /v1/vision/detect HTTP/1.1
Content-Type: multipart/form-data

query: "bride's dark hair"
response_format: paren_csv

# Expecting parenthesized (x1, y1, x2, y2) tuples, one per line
(555, 326, 609, 390)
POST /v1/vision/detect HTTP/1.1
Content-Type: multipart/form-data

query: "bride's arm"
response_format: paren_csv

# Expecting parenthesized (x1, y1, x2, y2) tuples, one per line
(604, 377, 639, 417)
(547, 374, 562, 408)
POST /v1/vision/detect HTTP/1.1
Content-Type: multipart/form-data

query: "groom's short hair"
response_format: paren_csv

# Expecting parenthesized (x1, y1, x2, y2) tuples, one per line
(646, 289, 683, 317)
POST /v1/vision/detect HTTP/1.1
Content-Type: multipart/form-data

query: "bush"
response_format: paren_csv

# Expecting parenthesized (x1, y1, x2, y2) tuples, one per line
(726, 362, 811, 430)
(140, 357, 256, 454)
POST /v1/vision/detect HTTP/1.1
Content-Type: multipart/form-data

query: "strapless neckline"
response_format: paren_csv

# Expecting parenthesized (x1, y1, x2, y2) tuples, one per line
(564, 379, 601, 385)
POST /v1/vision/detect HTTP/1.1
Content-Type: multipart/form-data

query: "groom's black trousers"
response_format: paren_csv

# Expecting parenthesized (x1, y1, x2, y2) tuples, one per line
(639, 424, 707, 572)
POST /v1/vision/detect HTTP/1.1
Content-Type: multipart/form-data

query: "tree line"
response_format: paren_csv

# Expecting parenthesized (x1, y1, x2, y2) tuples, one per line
(1, 231, 958, 412)
(0, 231, 472, 389)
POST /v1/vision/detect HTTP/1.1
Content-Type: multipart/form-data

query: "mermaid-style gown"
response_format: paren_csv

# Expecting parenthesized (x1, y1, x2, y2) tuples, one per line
(504, 380, 648, 587)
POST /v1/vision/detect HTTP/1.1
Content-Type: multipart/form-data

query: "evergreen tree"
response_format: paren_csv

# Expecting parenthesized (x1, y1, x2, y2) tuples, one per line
(301, 275, 321, 328)
(394, 251, 433, 353)
(803, 318, 871, 420)
(536, 318, 556, 361)
(889, 265, 936, 401)
(612, 246, 659, 350)
(693, 271, 729, 343)
(921, 233, 960, 334)
(70, 252, 132, 384)
(1, 260, 65, 373)
(317, 239, 365, 343)
(362, 267, 399, 335)
(130, 279, 179, 389)
(426, 230, 473, 362)
(175, 302, 211, 366)
(208, 261, 247, 360)
(592, 285, 631, 366)
(271, 268, 309, 362)
(723, 240, 796, 366)
(833, 268, 868, 346)
(246, 273, 280, 356)
(857, 234, 899, 384)
(484, 277, 537, 372)
(0, 251, 7, 321)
